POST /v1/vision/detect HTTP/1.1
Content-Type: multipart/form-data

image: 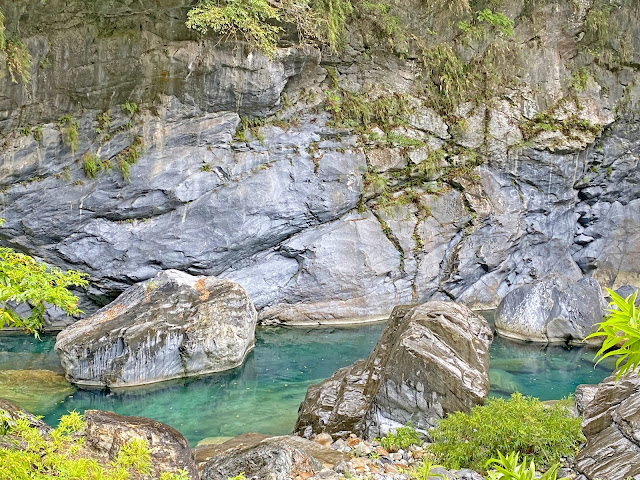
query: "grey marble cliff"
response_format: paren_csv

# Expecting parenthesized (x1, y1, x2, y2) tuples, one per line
(0, 0, 639, 325)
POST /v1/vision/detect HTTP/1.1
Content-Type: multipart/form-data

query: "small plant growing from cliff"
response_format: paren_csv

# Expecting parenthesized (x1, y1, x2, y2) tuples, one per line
(0, 219, 88, 335)
(476, 9, 514, 37)
(485, 451, 567, 480)
(428, 393, 583, 471)
(116, 136, 144, 182)
(376, 423, 422, 452)
(5, 37, 31, 84)
(121, 101, 139, 117)
(57, 115, 80, 154)
(0, 9, 5, 50)
(587, 288, 640, 381)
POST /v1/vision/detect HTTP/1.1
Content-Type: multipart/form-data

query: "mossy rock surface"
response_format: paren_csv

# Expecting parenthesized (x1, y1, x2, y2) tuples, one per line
(0, 369, 75, 414)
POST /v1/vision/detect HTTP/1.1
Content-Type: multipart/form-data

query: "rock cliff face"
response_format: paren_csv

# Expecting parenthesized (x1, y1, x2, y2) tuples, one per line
(574, 373, 640, 480)
(0, 0, 639, 324)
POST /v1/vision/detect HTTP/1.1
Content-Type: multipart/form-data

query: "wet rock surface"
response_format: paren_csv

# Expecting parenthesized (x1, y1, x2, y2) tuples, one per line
(494, 275, 604, 343)
(55, 270, 257, 387)
(574, 372, 640, 480)
(294, 301, 492, 439)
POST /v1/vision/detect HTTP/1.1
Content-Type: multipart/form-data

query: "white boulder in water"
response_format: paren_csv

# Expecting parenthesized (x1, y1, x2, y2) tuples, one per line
(55, 270, 257, 387)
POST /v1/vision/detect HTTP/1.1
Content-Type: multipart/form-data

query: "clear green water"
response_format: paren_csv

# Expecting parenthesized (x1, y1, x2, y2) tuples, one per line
(0, 322, 614, 445)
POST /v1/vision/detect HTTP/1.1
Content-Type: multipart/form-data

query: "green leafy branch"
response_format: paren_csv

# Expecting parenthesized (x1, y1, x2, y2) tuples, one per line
(0, 219, 88, 335)
(587, 288, 640, 381)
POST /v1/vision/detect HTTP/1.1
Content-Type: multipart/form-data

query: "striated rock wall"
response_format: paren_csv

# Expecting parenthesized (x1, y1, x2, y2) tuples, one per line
(0, 0, 639, 324)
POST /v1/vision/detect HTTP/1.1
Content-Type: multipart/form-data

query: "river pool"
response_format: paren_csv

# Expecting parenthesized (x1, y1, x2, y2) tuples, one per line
(0, 321, 614, 445)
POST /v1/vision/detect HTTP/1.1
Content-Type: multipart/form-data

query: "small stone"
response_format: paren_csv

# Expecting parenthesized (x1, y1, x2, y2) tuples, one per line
(347, 437, 362, 447)
(298, 472, 313, 479)
(384, 464, 399, 474)
(410, 449, 424, 459)
(375, 447, 389, 456)
(332, 439, 347, 450)
(390, 453, 403, 461)
(314, 433, 333, 448)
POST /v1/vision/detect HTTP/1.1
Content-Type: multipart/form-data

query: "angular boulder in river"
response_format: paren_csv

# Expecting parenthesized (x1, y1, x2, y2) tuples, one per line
(574, 372, 640, 480)
(494, 274, 604, 343)
(294, 301, 493, 439)
(55, 270, 257, 387)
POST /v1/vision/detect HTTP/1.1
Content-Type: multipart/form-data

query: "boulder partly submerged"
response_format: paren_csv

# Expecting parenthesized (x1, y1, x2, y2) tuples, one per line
(294, 301, 493, 440)
(574, 372, 640, 480)
(55, 269, 257, 388)
(494, 274, 604, 344)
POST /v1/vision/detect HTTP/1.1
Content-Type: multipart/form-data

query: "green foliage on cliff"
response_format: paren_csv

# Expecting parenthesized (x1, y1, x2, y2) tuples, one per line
(0, 9, 5, 50)
(186, 0, 354, 54)
(0, 219, 88, 335)
(0, 410, 188, 479)
(428, 393, 584, 471)
(4, 38, 31, 84)
(186, 0, 286, 56)
(57, 115, 80, 154)
(588, 288, 640, 381)
(0, 8, 31, 84)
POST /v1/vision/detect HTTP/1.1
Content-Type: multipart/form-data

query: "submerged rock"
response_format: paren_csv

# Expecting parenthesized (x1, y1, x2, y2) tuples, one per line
(294, 301, 492, 439)
(84, 410, 198, 479)
(55, 270, 257, 387)
(494, 275, 604, 343)
(574, 372, 640, 480)
(0, 370, 75, 414)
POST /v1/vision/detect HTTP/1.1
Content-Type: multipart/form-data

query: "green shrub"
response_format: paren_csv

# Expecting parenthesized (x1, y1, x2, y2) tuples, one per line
(376, 423, 422, 451)
(428, 393, 584, 471)
(0, 223, 88, 335)
(0, 409, 189, 479)
(587, 288, 640, 380)
(486, 451, 567, 480)
(186, 0, 283, 57)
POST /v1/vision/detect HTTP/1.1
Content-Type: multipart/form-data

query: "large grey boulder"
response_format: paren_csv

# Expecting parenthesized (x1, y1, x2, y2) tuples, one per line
(200, 435, 339, 480)
(55, 270, 257, 388)
(294, 301, 493, 439)
(574, 373, 640, 480)
(494, 275, 604, 343)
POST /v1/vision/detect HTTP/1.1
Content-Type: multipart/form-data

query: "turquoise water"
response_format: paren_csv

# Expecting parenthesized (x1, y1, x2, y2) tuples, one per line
(0, 323, 614, 445)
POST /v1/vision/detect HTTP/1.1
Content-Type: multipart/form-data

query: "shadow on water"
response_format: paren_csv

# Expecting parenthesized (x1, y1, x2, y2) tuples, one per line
(0, 319, 614, 445)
